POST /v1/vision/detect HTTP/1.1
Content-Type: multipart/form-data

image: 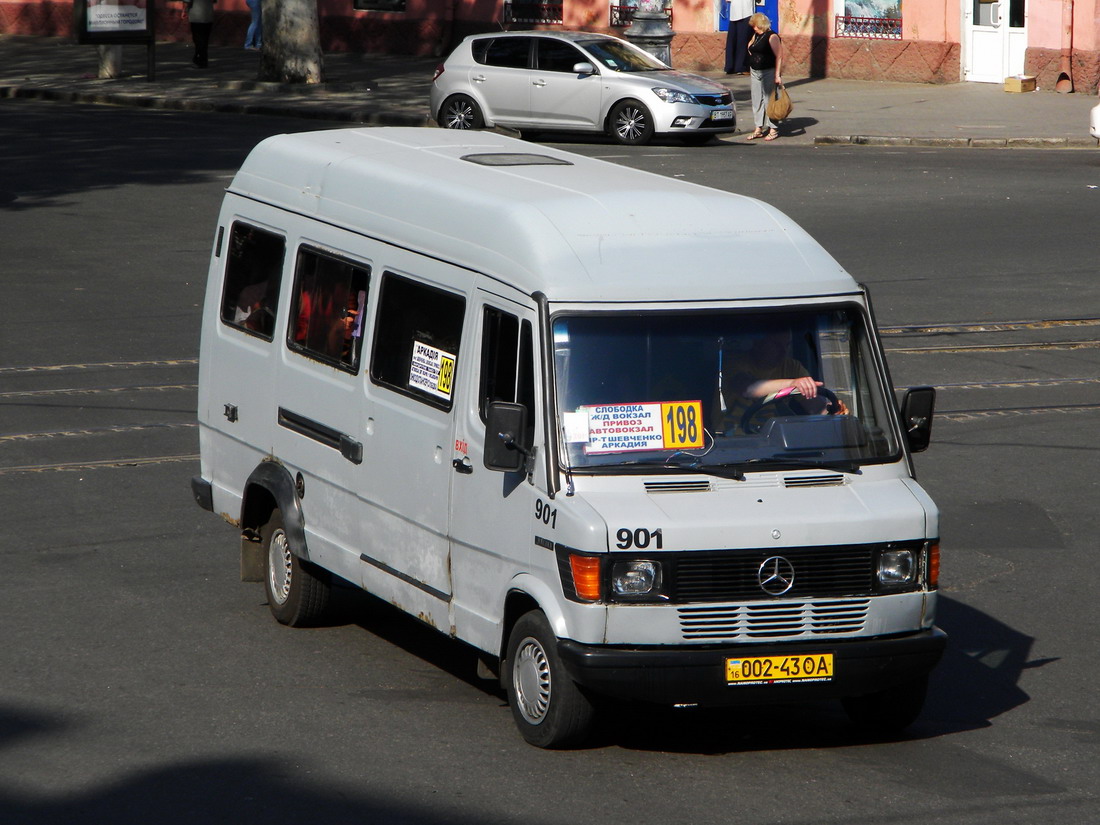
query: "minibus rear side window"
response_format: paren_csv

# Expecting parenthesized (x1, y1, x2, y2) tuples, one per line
(370, 273, 465, 411)
(288, 248, 371, 373)
(220, 223, 285, 340)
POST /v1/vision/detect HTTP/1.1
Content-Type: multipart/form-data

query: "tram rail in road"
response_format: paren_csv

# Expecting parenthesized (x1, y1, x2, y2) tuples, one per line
(1, 317, 1098, 473)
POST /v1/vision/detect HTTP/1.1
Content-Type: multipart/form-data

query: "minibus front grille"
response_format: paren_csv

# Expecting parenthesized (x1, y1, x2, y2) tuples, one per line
(782, 473, 846, 488)
(677, 598, 870, 640)
(644, 480, 712, 494)
(670, 545, 876, 603)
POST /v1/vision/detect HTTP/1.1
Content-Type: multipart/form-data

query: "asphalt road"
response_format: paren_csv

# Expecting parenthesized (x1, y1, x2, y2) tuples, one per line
(2, 100, 1098, 825)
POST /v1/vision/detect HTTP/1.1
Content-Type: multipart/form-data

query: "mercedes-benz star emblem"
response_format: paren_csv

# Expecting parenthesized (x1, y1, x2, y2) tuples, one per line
(758, 556, 796, 595)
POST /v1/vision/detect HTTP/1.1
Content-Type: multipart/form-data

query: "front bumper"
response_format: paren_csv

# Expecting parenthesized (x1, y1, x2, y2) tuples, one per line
(557, 627, 946, 706)
(654, 103, 737, 134)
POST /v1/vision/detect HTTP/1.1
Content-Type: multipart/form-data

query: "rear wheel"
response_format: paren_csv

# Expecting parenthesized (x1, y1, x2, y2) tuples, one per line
(438, 94, 484, 130)
(506, 610, 596, 748)
(261, 508, 331, 627)
(607, 99, 655, 146)
(842, 675, 928, 734)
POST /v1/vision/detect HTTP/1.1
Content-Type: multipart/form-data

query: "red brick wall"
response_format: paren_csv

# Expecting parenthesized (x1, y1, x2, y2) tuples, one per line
(671, 31, 961, 84)
(1026, 47, 1100, 94)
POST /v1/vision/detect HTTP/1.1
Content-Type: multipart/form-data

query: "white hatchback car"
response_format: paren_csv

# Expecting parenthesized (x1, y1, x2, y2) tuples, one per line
(1091, 94, 1100, 140)
(430, 31, 737, 146)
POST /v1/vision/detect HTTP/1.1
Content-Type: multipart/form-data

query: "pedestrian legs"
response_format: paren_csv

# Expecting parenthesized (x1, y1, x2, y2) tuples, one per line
(750, 67, 776, 132)
(191, 21, 212, 67)
(724, 16, 751, 74)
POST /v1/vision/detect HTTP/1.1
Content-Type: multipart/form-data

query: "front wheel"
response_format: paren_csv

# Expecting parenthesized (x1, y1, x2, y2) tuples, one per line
(261, 508, 332, 627)
(842, 675, 928, 734)
(438, 94, 484, 130)
(506, 611, 596, 748)
(607, 99, 655, 146)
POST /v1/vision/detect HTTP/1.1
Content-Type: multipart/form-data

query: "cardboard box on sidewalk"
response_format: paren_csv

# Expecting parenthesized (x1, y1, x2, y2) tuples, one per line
(1004, 75, 1037, 93)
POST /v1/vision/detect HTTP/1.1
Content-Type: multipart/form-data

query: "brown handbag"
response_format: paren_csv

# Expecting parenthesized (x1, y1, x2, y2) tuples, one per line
(766, 83, 793, 121)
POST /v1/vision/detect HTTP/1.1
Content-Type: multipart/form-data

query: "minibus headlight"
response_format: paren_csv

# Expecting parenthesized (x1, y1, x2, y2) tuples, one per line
(612, 561, 662, 597)
(878, 549, 916, 586)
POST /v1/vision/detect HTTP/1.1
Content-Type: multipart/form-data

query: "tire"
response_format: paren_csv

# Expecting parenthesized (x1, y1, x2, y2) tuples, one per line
(438, 94, 484, 130)
(506, 610, 596, 748)
(261, 508, 331, 627)
(842, 675, 928, 734)
(607, 99, 655, 146)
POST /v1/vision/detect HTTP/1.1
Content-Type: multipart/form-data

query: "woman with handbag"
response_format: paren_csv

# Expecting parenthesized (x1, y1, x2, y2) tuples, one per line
(745, 13, 784, 142)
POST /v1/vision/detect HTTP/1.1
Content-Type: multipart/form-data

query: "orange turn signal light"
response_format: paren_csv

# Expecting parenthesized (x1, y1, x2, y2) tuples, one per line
(927, 542, 940, 588)
(570, 555, 602, 601)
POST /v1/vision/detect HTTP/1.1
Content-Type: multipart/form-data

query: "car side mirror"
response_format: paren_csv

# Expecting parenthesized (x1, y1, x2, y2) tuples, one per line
(900, 386, 936, 453)
(484, 401, 531, 473)
(573, 62, 596, 76)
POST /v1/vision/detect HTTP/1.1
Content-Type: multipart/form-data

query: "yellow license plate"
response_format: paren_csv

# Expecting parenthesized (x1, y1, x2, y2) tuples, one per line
(726, 653, 834, 685)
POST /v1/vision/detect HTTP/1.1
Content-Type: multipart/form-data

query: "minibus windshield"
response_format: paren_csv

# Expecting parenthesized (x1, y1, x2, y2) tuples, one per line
(552, 307, 901, 473)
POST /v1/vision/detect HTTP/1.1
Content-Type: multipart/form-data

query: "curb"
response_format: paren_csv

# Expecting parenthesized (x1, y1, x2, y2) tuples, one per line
(0, 83, 431, 127)
(3, 83, 1093, 146)
(815, 134, 1100, 149)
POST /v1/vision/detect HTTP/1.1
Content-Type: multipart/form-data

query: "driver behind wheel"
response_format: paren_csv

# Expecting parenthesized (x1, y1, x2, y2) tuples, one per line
(720, 327, 848, 432)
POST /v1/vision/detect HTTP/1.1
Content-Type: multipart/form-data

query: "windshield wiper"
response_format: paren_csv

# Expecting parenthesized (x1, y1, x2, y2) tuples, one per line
(749, 456, 862, 474)
(612, 456, 746, 480)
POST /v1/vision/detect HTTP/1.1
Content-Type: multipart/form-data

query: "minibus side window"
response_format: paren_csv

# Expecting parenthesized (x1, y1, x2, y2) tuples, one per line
(517, 320, 536, 446)
(219, 223, 285, 340)
(478, 309, 535, 447)
(287, 247, 370, 373)
(370, 273, 465, 411)
(479, 307, 520, 419)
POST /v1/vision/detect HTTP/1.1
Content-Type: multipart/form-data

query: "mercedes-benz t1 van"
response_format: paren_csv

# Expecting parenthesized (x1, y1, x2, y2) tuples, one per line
(191, 127, 945, 748)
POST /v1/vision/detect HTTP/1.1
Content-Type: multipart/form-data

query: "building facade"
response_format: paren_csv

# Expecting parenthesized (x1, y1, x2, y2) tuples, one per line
(2, 0, 1097, 89)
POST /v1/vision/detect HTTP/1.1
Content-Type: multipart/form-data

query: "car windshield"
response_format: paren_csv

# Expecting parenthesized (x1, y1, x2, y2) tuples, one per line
(552, 307, 901, 474)
(578, 38, 669, 72)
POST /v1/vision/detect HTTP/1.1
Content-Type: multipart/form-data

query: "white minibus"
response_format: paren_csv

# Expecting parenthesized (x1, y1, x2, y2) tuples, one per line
(192, 127, 944, 748)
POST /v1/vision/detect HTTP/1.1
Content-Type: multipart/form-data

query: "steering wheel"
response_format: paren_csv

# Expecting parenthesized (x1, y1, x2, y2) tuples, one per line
(740, 386, 842, 434)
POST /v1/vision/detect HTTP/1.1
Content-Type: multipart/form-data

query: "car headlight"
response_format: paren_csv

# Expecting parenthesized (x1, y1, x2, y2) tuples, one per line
(652, 87, 699, 105)
(612, 560, 663, 598)
(878, 548, 916, 586)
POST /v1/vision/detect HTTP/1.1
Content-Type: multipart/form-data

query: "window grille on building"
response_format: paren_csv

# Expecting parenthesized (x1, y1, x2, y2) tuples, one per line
(610, 3, 672, 28)
(834, 15, 902, 40)
(502, 2, 564, 24)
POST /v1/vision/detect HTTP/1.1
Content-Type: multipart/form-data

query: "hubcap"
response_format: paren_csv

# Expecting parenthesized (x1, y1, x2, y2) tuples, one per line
(616, 107, 645, 141)
(268, 528, 292, 605)
(513, 636, 552, 725)
(445, 102, 474, 129)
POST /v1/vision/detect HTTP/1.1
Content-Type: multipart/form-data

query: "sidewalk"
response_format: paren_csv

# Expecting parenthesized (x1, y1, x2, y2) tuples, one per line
(2, 34, 1097, 147)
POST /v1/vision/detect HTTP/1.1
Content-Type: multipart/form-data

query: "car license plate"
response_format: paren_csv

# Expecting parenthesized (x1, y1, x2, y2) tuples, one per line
(711, 110, 734, 121)
(725, 653, 834, 685)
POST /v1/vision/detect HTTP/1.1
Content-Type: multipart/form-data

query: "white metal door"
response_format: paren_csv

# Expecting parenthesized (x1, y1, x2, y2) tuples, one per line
(965, 0, 1027, 83)
(448, 291, 545, 652)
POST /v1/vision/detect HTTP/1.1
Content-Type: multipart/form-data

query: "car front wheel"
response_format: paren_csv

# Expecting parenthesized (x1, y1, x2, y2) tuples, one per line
(608, 99, 655, 146)
(439, 94, 484, 130)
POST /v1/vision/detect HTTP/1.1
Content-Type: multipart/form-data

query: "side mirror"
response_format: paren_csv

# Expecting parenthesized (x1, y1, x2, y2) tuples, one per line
(484, 401, 531, 473)
(900, 386, 936, 453)
(573, 62, 596, 76)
